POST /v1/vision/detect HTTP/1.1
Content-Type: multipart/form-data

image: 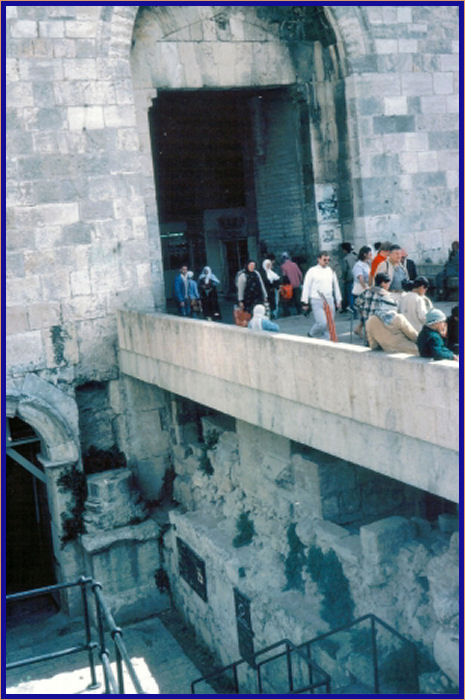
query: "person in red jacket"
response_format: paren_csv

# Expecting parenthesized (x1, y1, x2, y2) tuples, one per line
(369, 241, 391, 284)
(280, 252, 303, 315)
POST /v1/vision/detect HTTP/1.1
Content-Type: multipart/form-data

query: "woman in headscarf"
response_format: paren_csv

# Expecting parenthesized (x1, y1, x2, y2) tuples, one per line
(237, 260, 267, 314)
(260, 259, 281, 319)
(198, 266, 222, 321)
(248, 304, 280, 332)
(187, 271, 201, 318)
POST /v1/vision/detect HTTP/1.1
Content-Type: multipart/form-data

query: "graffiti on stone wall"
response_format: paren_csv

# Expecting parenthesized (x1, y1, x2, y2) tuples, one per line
(315, 184, 342, 250)
(315, 184, 338, 223)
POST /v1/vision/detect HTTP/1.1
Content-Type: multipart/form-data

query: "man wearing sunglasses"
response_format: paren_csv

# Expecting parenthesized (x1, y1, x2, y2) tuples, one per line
(301, 251, 342, 339)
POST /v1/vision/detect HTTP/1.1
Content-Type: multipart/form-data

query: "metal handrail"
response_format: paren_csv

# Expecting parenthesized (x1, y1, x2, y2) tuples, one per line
(192, 613, 418, 695)
(5, 576, 144, 694)
(191, 658, 245, 693)
(300, 613, 419, 694)
(192, 637, 330, 694)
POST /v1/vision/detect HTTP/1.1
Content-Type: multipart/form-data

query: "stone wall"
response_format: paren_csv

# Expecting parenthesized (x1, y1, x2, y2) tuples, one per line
(164, 410, 459, 691)
(6, 5, 459, 389)
(337, 4, 459, 257)
(5, 4, 158, 390)
(117, 311, 459, 502)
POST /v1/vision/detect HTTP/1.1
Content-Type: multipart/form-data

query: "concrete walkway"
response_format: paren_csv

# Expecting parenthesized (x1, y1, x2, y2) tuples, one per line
(5, 610, 214, 695)
(169, 297, 455, 347)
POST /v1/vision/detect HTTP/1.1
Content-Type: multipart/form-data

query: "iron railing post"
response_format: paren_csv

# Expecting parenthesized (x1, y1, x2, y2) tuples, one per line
(232, 663, 239, 693)
(370, 615, 380, 694)
(112, 628, 124, 693)
(92, 581, 111, 694)
(79, 576, 98, 689)
(305, 642, 314, 693)
(286, 641, 293, 692)
(257, 662, 263, 694)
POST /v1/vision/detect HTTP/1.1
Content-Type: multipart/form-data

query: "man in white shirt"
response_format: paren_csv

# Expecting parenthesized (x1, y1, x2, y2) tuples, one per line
(301, 251, 342, 339)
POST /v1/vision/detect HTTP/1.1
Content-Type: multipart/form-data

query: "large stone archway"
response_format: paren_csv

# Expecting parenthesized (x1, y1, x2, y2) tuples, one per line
(125, 5, 366, 294)
(6, 376, 83, 607)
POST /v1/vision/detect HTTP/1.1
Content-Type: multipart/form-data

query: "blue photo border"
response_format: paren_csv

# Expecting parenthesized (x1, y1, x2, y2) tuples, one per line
(1, 1, 463, 698)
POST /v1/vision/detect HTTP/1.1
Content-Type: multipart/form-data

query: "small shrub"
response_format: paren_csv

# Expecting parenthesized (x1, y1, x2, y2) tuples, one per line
(283, 523, 306, 592)
(155, 567, 170, 593)
(83, 445, 127, 475)
(198, 453, 214, 475)
(204, 429, 220, 450)
(306, 545, 354, 629)
(233, 512, 255, 548)
(57, 464, 88, 546)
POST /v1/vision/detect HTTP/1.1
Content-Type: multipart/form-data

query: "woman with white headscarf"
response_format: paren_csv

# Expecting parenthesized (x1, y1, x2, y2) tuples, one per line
(260, 259, 281, 319)
(248, 304, 280, 332)
(198, 266, 222, 321)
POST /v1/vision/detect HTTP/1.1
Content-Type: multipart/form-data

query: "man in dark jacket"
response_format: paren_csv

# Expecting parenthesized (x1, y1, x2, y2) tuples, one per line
(417, 308, 458, 361)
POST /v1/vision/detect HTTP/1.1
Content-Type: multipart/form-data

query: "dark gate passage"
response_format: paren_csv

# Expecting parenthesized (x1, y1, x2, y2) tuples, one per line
(149, 86, 313, 298)
(5, 418, 56, 595)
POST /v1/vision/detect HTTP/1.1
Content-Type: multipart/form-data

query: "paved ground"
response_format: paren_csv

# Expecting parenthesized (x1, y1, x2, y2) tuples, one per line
(170, 297, 455, 349)
(5, 606, 215, 695)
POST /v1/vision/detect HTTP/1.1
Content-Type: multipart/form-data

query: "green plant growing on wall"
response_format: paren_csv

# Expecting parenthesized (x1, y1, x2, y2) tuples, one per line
(50, 324, 69, 365)
(198, 452, 214, 476)
(233, 512, 255, 548)
(204, 429, 220, 450)
(57, 464, 88, 546)
(283, 523, 306, 592)
(306, 545, 354, 628)
(155, 567, 170, 594)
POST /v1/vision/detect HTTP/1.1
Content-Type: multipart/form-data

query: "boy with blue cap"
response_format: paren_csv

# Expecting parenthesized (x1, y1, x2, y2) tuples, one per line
(417, 308, 459, 361)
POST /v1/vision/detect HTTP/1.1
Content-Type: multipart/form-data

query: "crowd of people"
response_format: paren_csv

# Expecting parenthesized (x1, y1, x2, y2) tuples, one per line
(172, 240, 459, 361)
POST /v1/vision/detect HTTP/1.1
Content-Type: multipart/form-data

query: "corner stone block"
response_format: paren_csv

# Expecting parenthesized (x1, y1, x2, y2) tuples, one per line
(331, 534, 362, 565)
(360, 515, 414, 564)
(313, 519, 350, 549)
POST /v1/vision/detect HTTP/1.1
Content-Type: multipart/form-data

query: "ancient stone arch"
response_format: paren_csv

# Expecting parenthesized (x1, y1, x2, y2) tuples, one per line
(6, 377, 82, 593)
(93, 6, 374, 283)
(6, 377, 79, 465)
(96, 5, 372, 69)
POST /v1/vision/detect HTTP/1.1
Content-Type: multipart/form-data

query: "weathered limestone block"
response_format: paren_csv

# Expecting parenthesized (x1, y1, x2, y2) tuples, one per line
(135, 454, 171, 502)
(419, 669, 458, 694)
(81, 518, 169, 623)
(84, 468, 148, 532)
(331, 534, 362, 566)
(360, 516, 414, 564)
(410, 516, 432, 539)
(426, 537, 459, 624)
(6, 331, 46, 374)
(314, 519, 350, 549)
(292, 455, 323, 519)
(437, 512, 458, 533)
(433, 625, 459, 686)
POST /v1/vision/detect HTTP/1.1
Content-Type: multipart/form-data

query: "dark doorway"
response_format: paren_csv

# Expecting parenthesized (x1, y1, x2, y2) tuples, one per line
(149, 88, 258, 297)
(5, 418, 56, 595)
(150, 87, 314, 299)
(224, 239, 248, 295)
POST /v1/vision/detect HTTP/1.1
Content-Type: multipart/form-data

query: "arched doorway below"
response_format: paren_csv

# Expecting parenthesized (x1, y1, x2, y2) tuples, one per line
(5, 417, 58, 618)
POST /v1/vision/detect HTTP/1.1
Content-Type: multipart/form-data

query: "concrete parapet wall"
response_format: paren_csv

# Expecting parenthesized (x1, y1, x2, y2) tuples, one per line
(117, 311, 458, 502)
